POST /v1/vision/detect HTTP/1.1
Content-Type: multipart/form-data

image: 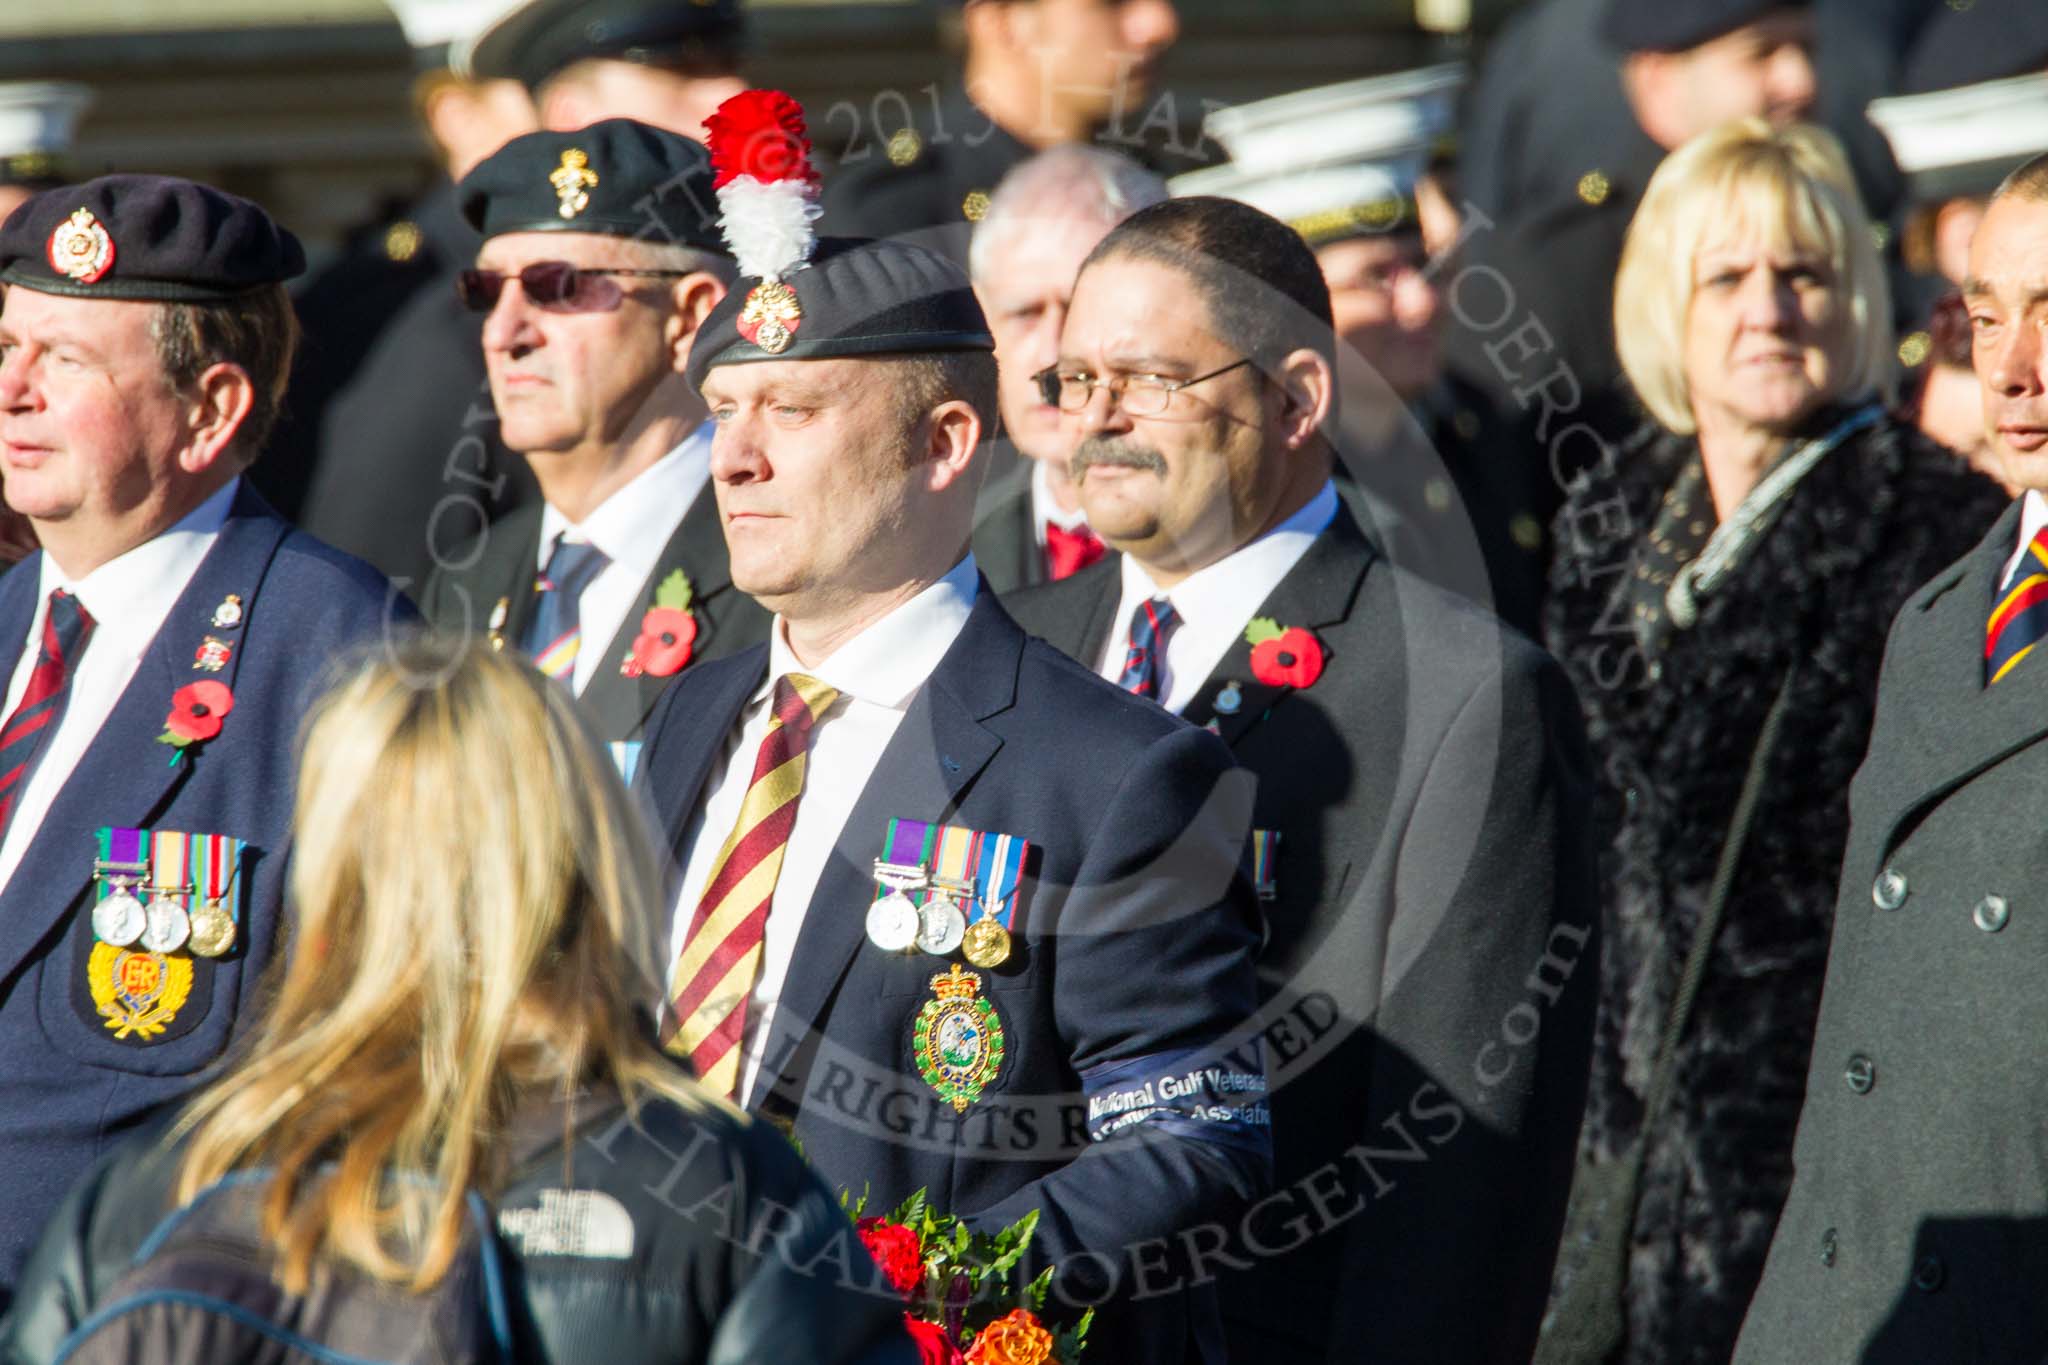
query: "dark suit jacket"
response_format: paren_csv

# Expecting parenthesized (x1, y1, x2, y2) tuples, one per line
(1736, 498, 2048, 1363)
(0, 487, 401, 1298)
(418, 491, 770, 743)
(1005, 506, 1600, 1364)
(971, 459, 1044, 598)
(637, 591, 1271, 1365)
(295, 180, 535, 589)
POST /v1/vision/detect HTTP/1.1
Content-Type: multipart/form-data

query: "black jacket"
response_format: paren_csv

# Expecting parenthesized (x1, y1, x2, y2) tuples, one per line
(0, 1090, 916, 1365)
(1006, 505, 1600, 1364)
(1541, 411, 2007, 1363)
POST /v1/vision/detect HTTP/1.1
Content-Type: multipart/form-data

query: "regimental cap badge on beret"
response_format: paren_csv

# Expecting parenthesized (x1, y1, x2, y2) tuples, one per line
(46, 206, 112, 284)
(705, 89, 822, 355)
(550, 146, 597, 220)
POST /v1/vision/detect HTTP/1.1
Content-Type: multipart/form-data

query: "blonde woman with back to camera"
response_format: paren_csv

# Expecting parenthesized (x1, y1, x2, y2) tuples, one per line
(0, 638, 915, 1365)
(1538, 119, 2007, 1364)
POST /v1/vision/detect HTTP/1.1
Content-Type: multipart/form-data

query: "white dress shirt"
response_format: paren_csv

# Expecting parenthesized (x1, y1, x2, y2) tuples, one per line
(1031, 457, 1090, 549)
(536, 423, 712, 694)
(0, 477, 239, 894)
(667, 556, 980, 1102)
(1095, 480, 1339, 715)
(2000, 488, 2048, 591)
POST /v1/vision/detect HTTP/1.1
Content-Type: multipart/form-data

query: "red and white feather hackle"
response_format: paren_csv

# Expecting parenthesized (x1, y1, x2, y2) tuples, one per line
(704, 89, 822, 283)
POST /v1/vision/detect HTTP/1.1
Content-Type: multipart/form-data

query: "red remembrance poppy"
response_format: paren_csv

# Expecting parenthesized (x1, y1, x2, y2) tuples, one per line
(1249, 627, 1325, 690)
(166, 680, 234, 743)
(631, 607, 698, 678)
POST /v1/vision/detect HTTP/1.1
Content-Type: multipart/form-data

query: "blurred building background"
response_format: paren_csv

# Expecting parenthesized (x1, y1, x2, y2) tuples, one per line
(0, 0, 1508, 265)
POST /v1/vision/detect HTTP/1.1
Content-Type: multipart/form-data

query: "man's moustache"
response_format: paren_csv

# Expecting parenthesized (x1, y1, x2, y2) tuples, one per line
(1070, 439, 1167, 479)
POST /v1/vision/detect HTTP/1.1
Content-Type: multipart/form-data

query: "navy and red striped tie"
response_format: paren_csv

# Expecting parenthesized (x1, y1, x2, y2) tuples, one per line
(1117, 595, 1178, 698)
(0, 589, 94, 833)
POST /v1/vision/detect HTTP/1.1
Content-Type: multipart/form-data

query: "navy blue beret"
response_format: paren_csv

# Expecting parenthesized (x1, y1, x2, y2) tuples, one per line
(462, 0, 745, 88)
(458, 118, 726, 255)
(0, 174, 304, 302)
(1600, 0, 1810, 54)
(686, 237, 993, 391)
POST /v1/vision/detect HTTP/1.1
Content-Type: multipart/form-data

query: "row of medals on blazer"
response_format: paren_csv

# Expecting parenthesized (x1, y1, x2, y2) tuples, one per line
(90, 858, 239, 959)
(90, 589, 246, 960)
(868, 859, 1012, 968)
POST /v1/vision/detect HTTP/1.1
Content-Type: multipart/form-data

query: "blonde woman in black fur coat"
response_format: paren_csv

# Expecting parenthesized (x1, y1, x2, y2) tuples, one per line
(1538, 119, 2008, 1364)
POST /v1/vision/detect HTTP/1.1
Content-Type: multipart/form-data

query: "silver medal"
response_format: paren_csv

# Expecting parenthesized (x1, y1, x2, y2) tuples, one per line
(866, 890, 921, 952)
(92, 887, 146, 947)
(916, 892, 968, 956)
(140, 896, 190, 954)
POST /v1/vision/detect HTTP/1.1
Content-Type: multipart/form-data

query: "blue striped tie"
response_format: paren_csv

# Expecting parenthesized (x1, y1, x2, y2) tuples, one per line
(1117, 596, 1179, 699)
(520, 537, 610, 681)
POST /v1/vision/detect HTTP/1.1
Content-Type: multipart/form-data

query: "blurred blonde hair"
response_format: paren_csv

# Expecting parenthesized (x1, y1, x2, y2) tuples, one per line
(174, 636, 713, 1294)
(1614, 118, 1894, 434)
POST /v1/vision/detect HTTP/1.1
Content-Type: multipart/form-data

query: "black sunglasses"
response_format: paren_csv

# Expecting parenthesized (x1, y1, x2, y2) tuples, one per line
(455, 262, 689, 314)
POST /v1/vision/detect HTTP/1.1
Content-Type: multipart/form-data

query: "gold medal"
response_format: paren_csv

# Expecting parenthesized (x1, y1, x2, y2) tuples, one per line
(187, 899, 236, 958)
(962, 918, 1011, 968)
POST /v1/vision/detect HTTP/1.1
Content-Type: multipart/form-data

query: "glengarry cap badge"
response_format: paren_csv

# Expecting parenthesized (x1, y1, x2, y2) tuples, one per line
(47, 207, 114, 284)
(550, 147, 597, 220)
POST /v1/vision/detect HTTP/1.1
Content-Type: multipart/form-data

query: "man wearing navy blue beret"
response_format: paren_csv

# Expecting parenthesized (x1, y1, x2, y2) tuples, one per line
(0, 174, 404, 1301)
(638, 91, 1267, 1364)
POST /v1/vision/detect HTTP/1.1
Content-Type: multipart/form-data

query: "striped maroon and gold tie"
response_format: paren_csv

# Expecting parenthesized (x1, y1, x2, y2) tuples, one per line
(664, 672, 839, 1098)
(1987, 527, 2048, 684)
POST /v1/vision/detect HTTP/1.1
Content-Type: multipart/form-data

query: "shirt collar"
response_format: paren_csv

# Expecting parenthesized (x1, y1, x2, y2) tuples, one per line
(2004, 488, 2048, 591)
(537, 422, 714, 577)
(761, 555, 980, 712)
(1032, 459, 1090, 535)
(41, 476, 240, 635)
(1118, 479, 1339, 618)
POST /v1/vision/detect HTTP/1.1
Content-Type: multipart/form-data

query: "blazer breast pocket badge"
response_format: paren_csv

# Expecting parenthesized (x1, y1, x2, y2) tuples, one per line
(87, 827, 246, 1042)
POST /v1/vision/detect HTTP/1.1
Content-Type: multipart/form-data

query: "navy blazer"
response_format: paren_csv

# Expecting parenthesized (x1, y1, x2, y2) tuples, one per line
(637, 590, 1271, 1365)
(0, 487, 403, 1298)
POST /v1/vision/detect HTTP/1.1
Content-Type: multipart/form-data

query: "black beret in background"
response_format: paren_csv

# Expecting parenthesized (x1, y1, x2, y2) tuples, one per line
(1600, 0, 1811, 54)
(686, 237, 994, 391)
(460, 0, 746, 89)
(0, 173, 304, 302)
(457, 118, 726, 254)
(1902, 0, 2048, 94)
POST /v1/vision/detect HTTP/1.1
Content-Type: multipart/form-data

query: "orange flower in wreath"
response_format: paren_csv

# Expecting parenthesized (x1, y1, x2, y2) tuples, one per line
(964, 1309, 1053, 1365)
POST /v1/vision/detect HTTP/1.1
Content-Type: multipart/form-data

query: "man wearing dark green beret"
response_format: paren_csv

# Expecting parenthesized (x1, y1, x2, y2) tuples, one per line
(638, 89, 1267, 1365)
(0, 173, 403, 1300)
(420, 118, 769, 752)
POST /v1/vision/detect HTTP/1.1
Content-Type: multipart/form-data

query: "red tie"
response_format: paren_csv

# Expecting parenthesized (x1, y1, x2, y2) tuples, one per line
(0, 589, 94, 835)
(1045, 522, 1106, 580)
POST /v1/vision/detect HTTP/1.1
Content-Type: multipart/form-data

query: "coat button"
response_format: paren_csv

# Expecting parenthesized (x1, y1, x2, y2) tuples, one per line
(1820, 1228, 1838, 1268)
(1844, 1054, 1876, 1094)
(1912, 1254, 1945, 1292)
(1872, 868, 1909, 910)
(1974, 895, 2011, 933)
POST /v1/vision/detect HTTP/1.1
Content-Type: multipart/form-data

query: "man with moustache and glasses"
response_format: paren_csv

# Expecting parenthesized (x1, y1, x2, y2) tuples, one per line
(1005, 195, 1598, 1365)
(1736, 151, 2048, 1362)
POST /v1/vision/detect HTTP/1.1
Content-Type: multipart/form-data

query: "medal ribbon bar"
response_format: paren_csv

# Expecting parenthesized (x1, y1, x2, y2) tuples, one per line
(971, 831, 1029, 933)
(93, 826, 146, 887)
(151, 829, 194, 897)
(931, 823, 979, 896)
(875, 817, 940, 905)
